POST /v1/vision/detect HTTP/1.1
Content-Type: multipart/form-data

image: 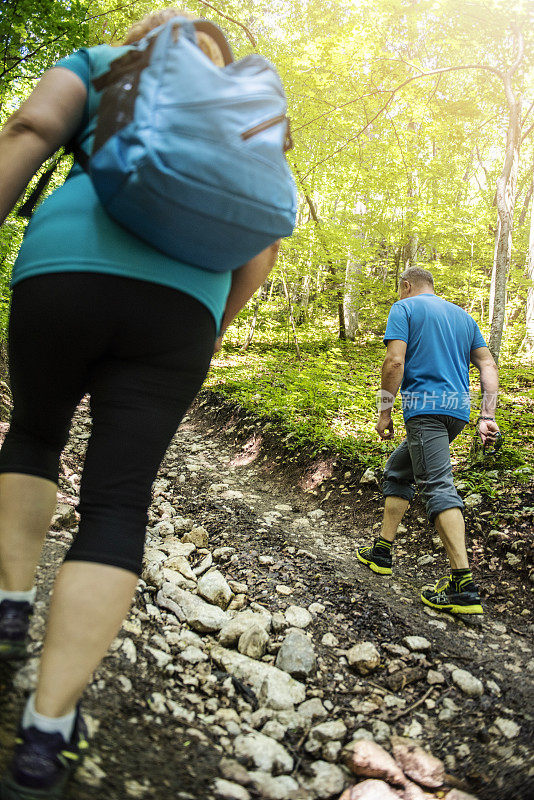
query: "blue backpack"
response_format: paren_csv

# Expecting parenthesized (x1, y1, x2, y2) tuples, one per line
(83, 17, 297, 271)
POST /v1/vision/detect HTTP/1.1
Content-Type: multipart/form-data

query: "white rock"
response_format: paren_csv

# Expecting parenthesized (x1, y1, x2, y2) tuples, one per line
(247, 771, 300, 800)
(149, 693, 168, 714)
(145, 647, 172, 669)
(427, 670, 445, 685)
(121, 638, 137, 664)
(494, 717, 520, 738)
(321, 632, 338, 647)
(298, 698, 328, 723)
(284, 605, 313, 628)
(179, 645, 208, 664)
(308, 602, 325, 614)
(309, 720, 347, 743)
(275, 630, 316, 679)
(197, 570, 234, 609)
(122, 618, 142, 636)
(219, 612, 271, 647)
(322, 741, 342, 762)
(193, 553, 213, 576)
(221, 490, 244, 500)
(238, 626, 269, 660)
(125, 779, 150, 798)
(403, 719, 423, 738)
(304, 761, 345, 798)
(403, 636, 431, 652)
(214, 778, 251, 800)
(165, 555, 196, 582)
(308, 509, 325, 519)
(371, 720, 391, 743)
(160, 541, 196, 558)
(182, 526, 209, 548)
(166, 701, 195, 723)
(275, 585, 293, 596)
(451, 669, 483, 697)
(233, 731, 293, 774)
(417, 555, 435, 566)
(160, 568, 196, 590)
(162, 587, 229, 632)
(208, 482, 230, 494)
(144, 548, 167, 566)
(463, 493, 483, 508)
(346, 642, 380, 675)
(211, 646, 306, 710)
(360, 469, 377, 484)
(262, 720, 287, 742)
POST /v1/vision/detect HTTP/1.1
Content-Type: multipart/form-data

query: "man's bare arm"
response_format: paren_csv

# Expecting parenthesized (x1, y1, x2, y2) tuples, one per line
(376, 339, 407, 440)
(470, 346, 500, 443)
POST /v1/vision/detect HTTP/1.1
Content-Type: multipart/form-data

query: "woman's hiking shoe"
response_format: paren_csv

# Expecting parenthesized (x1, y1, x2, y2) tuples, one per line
(0, 708, 88, 800)
(356, 543, 392, 575)
(420, 576, 483, 616)
(0, 600, 32, 661)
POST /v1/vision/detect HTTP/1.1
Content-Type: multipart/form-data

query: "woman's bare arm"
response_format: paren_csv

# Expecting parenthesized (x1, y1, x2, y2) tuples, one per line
(0, 67, 87, 225)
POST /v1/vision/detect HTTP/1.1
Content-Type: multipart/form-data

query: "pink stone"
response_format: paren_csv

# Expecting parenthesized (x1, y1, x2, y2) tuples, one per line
(444, 791, 480, 800)
(401, 780, 436, 799)
(338, 780, 402, 800)
(391, 737, 445, 789)
(345, 740, 406, 786)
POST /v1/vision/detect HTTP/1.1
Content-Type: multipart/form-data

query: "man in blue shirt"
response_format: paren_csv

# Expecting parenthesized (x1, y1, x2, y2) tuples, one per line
(357, 267, 500, 616)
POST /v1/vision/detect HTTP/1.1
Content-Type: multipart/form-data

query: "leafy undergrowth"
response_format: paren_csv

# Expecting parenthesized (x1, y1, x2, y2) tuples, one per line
(207, 325, 534, 504)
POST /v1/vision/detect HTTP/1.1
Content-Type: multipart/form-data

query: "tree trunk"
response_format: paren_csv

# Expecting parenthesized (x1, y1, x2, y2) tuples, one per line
(488, 27, 524, 361)
(343, 250, 361, 340)
(520, 184, 534, 359)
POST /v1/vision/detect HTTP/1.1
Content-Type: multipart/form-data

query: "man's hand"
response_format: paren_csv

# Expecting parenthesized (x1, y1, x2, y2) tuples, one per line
(478, 417, 500, 446)
(376, 412, 394, 440)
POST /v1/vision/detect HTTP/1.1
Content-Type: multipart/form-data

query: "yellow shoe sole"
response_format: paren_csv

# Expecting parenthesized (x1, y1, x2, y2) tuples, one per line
(356, 551, 392, 575)
(420, 594, 483, 615)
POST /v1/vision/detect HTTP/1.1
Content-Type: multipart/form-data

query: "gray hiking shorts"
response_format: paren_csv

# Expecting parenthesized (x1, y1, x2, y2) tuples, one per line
(382, 414, 466, 523)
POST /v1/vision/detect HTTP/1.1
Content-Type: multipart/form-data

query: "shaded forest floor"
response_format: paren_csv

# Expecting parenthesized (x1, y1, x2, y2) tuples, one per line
(0, 379, 533, 800)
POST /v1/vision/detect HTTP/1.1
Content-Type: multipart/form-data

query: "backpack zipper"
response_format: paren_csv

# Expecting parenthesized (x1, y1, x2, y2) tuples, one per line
(241, 114, 294, 152)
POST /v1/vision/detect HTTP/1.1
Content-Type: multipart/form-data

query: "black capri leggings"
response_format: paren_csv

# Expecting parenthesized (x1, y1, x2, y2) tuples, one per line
(0, 273, 216, 575)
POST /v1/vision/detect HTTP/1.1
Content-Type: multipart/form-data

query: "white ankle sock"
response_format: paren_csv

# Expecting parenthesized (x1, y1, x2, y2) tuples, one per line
(0, 587, 36, 604)
(22, 693, 76, 741)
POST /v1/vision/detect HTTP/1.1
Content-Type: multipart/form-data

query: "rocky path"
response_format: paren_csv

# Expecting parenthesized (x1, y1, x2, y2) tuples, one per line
(0, 393, 533, 800)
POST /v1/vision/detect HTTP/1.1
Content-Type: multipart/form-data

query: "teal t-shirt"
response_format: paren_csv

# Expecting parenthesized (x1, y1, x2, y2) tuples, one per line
(384, 294, 487, 423)
(12, 46, 232, 329)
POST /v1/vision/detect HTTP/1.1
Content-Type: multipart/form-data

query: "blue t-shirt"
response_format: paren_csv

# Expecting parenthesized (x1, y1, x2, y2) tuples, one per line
(12, 46, 232, 329)
(384, 294, 487, 422)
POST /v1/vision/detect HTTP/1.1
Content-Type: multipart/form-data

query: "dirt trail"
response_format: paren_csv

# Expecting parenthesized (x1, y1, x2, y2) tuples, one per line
(1, 392, 533, 800)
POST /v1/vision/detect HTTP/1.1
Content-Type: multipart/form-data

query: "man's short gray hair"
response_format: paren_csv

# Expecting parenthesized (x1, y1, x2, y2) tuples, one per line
(399, 267, 434, 288)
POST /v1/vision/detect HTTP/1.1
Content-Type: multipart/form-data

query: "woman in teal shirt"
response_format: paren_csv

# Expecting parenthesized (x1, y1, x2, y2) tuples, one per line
(0, 8, 279, 798)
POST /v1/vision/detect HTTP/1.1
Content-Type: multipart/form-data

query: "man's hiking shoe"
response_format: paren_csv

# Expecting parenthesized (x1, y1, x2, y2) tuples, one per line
(0, 600, 32, 661)
(0, 708, 88, 800)
(420, 576, 483, 616)
(356, 544, 392, 575)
